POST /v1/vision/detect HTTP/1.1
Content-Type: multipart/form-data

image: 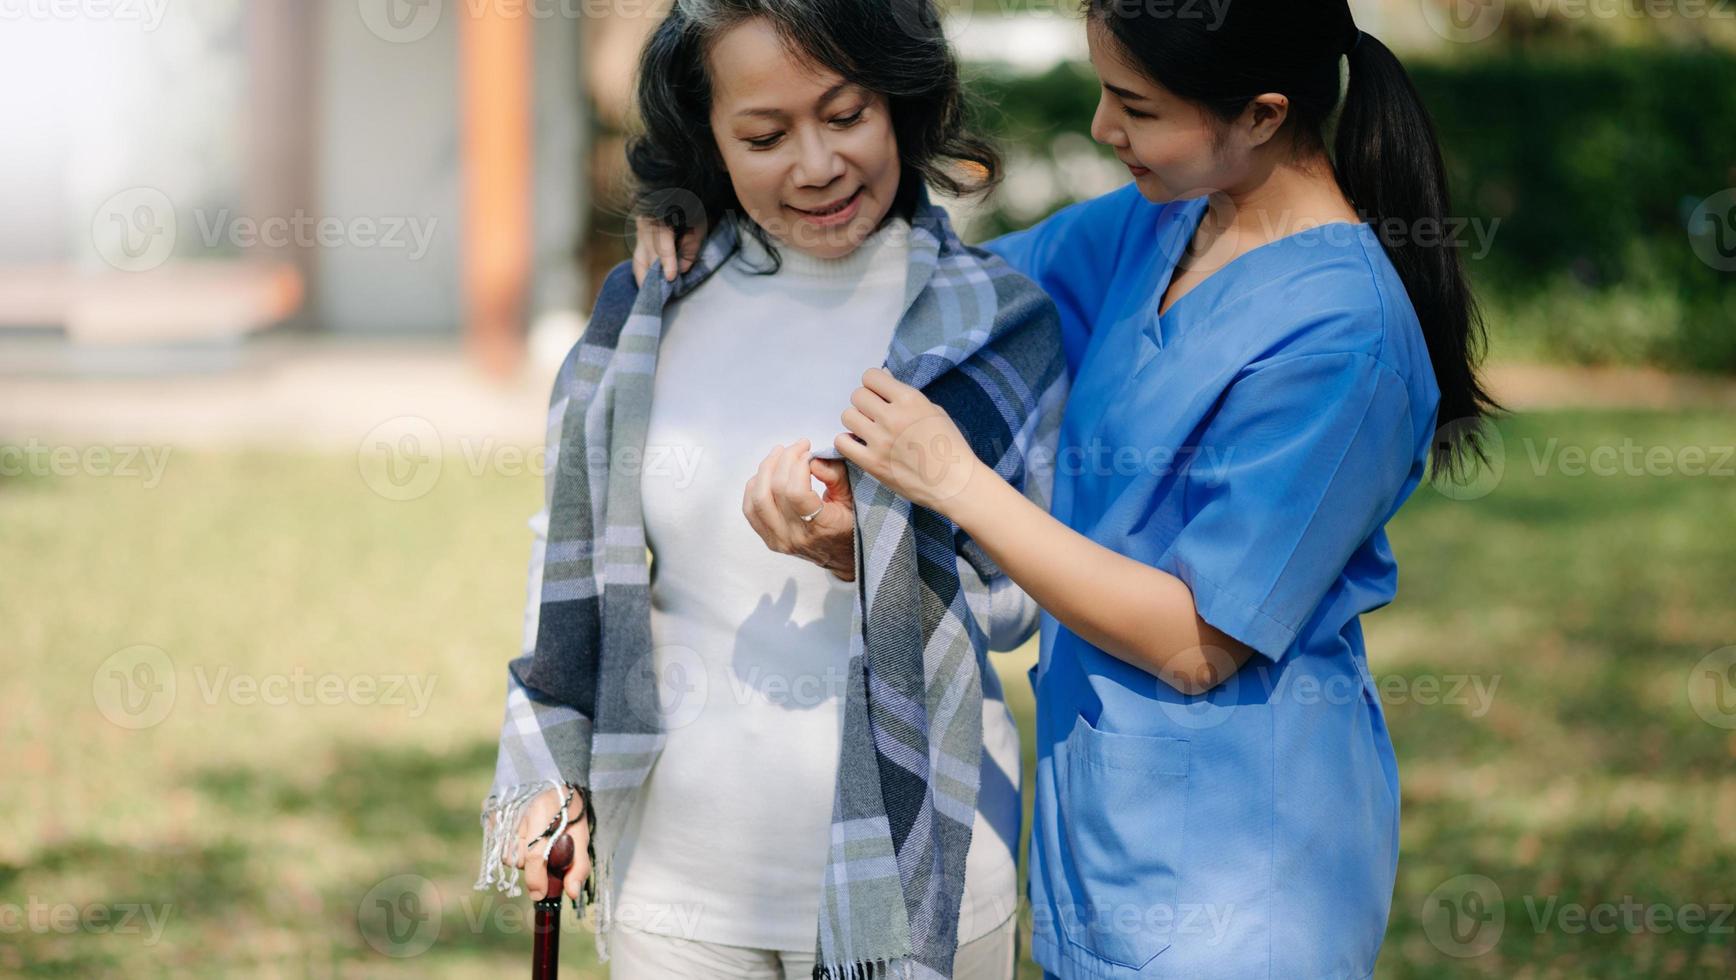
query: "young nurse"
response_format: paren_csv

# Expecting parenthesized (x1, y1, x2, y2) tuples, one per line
(640, 1, 1496, 976)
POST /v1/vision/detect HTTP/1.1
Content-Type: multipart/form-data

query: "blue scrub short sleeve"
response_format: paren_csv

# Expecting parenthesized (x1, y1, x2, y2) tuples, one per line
(984, 186, 1144, 377)
(1157, 351, 1418, 663)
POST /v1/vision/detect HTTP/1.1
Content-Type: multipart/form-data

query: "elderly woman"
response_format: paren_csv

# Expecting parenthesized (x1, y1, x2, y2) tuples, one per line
(473, 3, 1066, 979)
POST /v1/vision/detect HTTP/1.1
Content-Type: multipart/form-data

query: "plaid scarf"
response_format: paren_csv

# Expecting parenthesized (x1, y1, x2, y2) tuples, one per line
(478, 195, 1064, 979)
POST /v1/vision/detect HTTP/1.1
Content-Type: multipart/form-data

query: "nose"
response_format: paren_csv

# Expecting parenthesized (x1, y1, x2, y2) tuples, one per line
(791, 125, 846, 189)
(1089, 92, 1124, 149)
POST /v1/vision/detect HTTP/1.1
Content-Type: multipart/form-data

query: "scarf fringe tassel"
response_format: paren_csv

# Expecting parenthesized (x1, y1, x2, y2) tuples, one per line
(813, 957, 913, 980)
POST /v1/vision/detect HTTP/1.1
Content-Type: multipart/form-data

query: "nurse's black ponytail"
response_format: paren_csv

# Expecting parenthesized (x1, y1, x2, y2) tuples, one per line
(1084, 0, 1498, 478)
(1333, 32, 1498, 477)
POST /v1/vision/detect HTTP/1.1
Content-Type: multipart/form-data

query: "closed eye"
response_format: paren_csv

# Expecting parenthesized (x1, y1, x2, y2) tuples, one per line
(744, 132, 784, 150)
(830, 107, 865, 128)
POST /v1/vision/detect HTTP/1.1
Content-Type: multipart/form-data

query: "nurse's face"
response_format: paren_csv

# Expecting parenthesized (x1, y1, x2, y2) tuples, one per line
(1085, 23, 1241, 203)
(706, 17, 902, 260)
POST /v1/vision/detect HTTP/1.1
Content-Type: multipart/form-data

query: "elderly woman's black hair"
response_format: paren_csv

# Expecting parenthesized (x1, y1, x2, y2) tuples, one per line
(626, 0, 1000, 260)
(1084, 0, 1499, 478)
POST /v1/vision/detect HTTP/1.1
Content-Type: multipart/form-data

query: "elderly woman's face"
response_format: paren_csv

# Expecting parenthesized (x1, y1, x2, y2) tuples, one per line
(706, 18, 901, 260)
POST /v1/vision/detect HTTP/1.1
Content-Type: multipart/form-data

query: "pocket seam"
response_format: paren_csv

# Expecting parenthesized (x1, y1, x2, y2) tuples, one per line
(1070, 715, 1191, 775)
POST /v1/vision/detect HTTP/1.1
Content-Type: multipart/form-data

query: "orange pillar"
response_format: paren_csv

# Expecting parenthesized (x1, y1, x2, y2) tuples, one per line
(460, 6, 532, 379)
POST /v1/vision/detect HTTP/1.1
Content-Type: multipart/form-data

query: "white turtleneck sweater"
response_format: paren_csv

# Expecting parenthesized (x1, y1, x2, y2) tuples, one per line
(608, 217, 1020, 952)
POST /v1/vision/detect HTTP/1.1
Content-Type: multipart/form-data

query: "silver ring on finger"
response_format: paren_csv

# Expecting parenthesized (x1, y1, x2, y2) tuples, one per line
(799, 504, 824, 523)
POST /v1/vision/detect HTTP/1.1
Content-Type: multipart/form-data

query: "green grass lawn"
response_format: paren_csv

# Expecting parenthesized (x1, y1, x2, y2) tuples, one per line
(3, 409, 1733, 977)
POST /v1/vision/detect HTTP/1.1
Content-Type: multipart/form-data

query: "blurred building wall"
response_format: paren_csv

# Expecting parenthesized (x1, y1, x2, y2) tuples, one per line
(313, 0, 588, 341)
(0, 0, 591, 370)
(315, 0, 465, 336)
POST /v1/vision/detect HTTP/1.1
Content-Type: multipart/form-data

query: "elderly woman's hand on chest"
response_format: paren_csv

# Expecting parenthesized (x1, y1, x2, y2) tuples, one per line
(741, 438, 857, 582)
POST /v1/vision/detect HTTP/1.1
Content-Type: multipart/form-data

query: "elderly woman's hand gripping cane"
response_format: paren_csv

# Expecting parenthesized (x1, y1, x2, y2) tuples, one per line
(492, 784, 589, 976)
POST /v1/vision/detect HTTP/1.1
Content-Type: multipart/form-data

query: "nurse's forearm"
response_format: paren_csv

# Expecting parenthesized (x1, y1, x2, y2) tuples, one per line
(947, 465, 1252, 695)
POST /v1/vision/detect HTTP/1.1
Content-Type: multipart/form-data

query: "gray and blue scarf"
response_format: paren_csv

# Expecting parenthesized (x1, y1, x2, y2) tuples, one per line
(479, 194, 1064, 979)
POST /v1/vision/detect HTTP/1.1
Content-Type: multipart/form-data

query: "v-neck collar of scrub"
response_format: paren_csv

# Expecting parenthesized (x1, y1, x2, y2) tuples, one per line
(1146, 196, 1374, 347)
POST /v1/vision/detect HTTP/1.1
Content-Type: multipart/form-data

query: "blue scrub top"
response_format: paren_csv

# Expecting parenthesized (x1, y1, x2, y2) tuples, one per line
(987, 185, 1441, 980)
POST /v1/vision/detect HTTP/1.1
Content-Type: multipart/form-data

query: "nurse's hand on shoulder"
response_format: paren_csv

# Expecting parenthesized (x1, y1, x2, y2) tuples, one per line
(835, 368, 983, 516)
(632, 216, 699, 286)
(742, 439, 857, 583)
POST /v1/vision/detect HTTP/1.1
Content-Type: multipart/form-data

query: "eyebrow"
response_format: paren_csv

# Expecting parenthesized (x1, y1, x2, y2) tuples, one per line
(733, 80, 855, 120)
(1103, 82, 1152, 104)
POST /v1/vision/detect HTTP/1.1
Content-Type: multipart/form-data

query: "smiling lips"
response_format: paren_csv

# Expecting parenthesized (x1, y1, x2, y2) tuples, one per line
(790, 188, 863, 226)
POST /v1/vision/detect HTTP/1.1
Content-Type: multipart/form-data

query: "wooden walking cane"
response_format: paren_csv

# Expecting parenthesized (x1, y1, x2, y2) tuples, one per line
(532, 832, 574, 979)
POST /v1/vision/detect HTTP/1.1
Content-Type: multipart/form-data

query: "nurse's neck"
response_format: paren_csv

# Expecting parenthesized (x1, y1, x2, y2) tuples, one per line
(1208, 149, 1363, 253)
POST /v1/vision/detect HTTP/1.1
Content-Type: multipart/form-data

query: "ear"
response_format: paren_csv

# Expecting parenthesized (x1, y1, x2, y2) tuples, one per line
(1240, 93, 1291, 149)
